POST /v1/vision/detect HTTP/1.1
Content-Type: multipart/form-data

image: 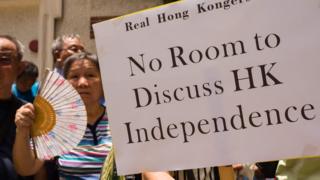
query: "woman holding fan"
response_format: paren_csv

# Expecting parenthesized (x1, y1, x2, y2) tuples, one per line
(13, 52, 111, 179)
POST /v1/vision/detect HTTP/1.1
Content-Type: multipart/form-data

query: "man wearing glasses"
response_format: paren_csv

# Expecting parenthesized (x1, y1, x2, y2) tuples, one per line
(51, 34, 84, 75)
(0, 35, 25, 179)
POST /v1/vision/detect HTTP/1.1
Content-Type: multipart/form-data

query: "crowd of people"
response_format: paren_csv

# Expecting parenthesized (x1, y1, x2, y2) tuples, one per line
(0, 34, 319, 180)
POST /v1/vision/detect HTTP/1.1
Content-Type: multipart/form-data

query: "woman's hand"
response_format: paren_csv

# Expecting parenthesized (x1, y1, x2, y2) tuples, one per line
(15, 103, 35, 134)
(13, 103, 45, 176)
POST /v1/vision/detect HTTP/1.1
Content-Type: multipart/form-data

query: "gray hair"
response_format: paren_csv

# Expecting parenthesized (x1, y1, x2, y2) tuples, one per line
(51, 34, 81, 62)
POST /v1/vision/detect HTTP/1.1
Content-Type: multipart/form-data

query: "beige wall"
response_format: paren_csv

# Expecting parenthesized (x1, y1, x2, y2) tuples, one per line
(0, 4, 39, 63)
(55, 0, 164, 53)
(0, 0, 166, 77)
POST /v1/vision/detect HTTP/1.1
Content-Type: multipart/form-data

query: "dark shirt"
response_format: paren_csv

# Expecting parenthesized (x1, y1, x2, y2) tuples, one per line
(0, 96, 24, 179)
(256, 161, 279, 179)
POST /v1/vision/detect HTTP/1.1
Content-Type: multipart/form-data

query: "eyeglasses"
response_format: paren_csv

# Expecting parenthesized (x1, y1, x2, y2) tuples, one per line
(0, 50, 17, 65)
(62, 45, 84, 53)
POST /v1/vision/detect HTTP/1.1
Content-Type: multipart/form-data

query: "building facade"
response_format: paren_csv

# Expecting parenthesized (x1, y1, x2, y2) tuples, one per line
(0, 0, 177, 78)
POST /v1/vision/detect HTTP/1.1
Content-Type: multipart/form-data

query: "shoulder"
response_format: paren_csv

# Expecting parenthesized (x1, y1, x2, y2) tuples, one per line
(12, 95, 25, 108)
(11, 84, 18, 95)
(102, 111, 108, 121)
(97, 110, 110, 132)
(32, 81, 40, 93)
(96, 108, 108, 125)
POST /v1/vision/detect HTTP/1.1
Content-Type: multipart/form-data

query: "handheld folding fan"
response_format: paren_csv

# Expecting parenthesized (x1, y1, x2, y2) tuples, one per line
(31, 70, 87, 160)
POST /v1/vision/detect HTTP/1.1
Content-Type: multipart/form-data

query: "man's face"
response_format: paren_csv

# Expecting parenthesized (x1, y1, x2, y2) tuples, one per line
(56, 37, 84, 68)
(0, 38, 21, 90)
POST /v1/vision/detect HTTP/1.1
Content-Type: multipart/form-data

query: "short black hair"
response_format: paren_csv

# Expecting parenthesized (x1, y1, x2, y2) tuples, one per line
(0, 35, 24, 61)
(17, 61, 39, 80)
(63, 52, 100, 78)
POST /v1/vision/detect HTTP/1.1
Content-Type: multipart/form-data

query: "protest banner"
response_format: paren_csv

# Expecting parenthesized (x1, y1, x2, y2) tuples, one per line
(93, 0, 320, 175)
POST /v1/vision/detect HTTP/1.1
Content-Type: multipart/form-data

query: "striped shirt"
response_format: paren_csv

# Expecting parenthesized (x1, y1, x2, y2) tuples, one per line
(58, 111, 112, 179)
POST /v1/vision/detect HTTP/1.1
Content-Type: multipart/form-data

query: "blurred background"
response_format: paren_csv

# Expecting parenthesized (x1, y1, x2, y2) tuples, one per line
(0, 0, 178, 78)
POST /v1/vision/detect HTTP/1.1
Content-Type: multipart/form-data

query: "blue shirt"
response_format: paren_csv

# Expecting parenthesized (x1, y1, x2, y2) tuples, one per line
(11, 81, 39, 102)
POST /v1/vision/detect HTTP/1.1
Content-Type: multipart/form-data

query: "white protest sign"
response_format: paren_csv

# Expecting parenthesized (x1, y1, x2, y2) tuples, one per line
(93, 0, 320, 175)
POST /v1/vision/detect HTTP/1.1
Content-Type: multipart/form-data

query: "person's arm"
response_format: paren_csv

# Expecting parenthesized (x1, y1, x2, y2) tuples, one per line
(142, 171, 174, 180)
(13, 103, 44, 176)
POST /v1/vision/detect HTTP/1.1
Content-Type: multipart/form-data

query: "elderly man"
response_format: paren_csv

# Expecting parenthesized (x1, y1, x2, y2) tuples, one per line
(0, 35, 25, 179)
(51, 34, 84, 75)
